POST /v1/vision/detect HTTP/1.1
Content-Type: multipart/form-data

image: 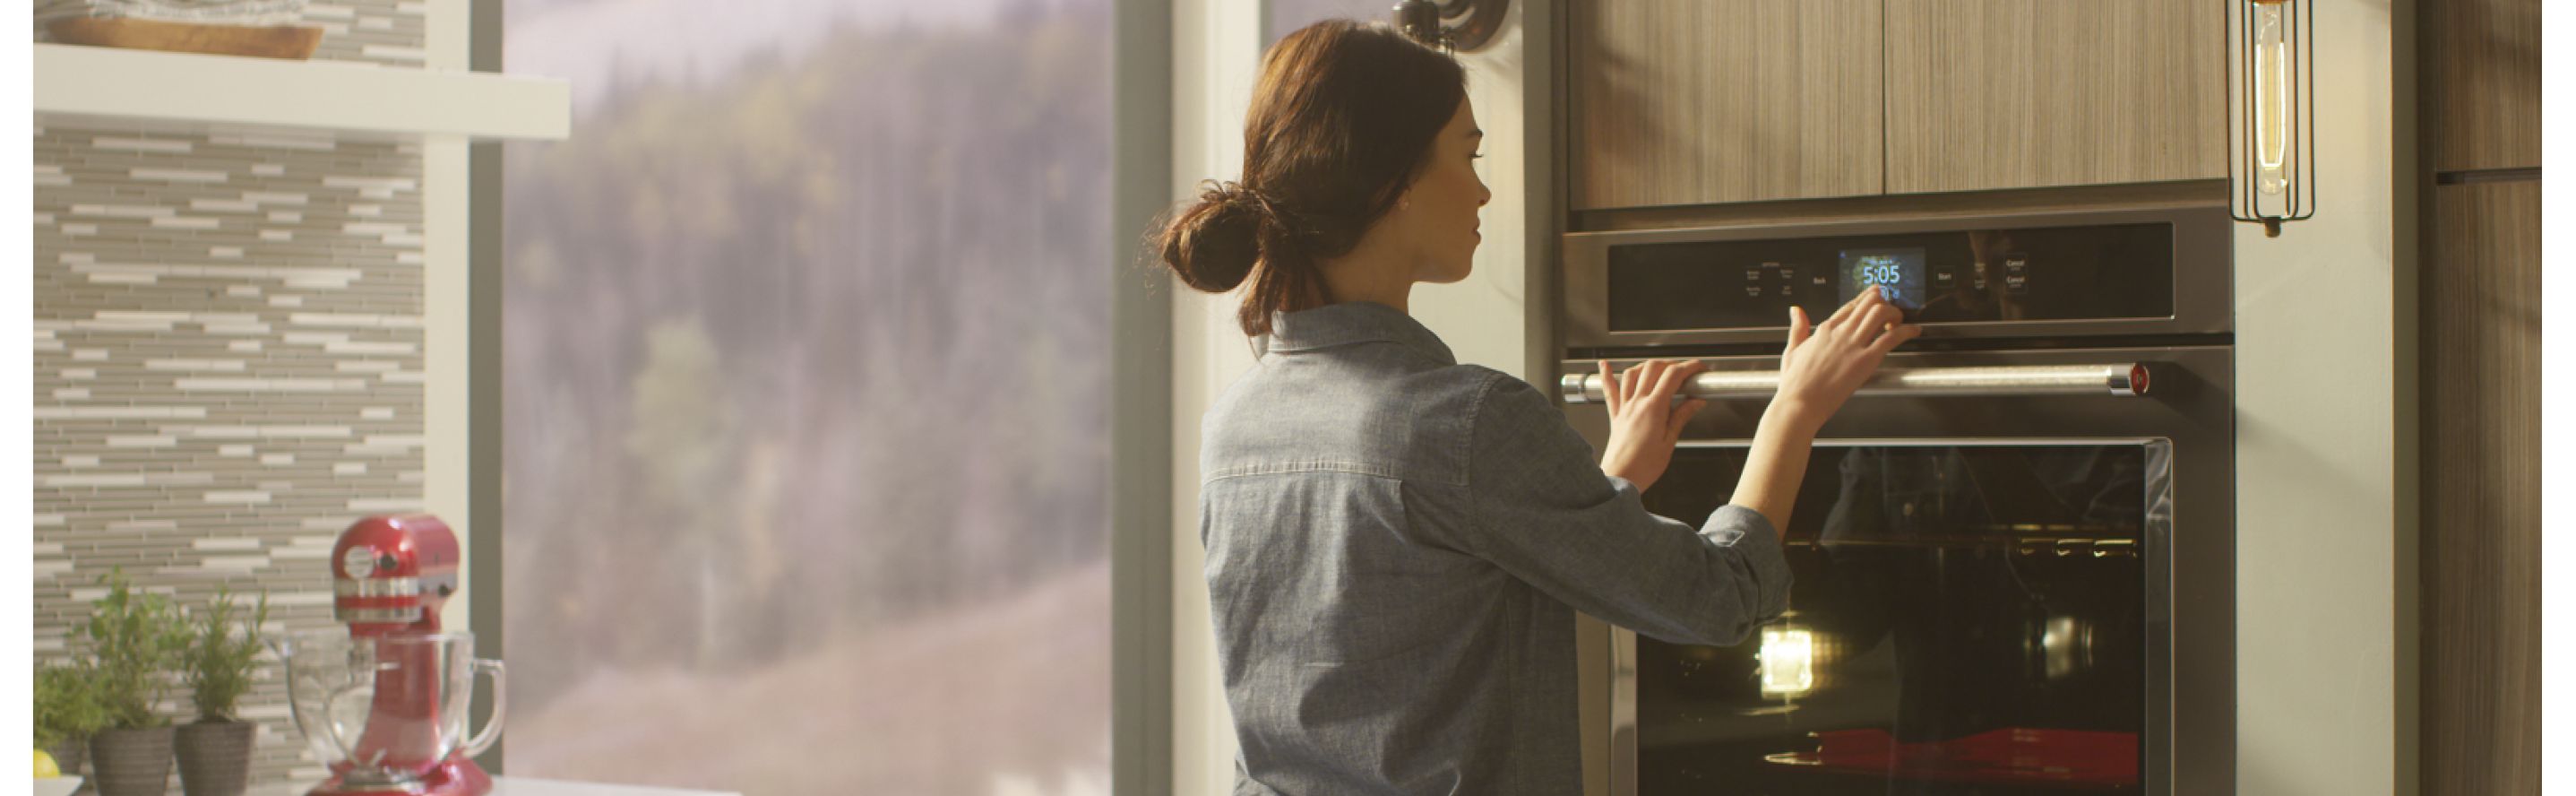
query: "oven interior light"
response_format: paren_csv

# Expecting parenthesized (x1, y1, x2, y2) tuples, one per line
(1759, 627, 1815, 696)
(2042, 616, 2081, 680)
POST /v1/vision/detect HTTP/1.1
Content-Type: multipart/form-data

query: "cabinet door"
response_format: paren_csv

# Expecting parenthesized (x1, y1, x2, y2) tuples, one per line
(1568, 0, 1883, 210)
(2429, 0, 2540, 170)
(2422, 180, 2541, 796)
(1883, 0, 2225, 194)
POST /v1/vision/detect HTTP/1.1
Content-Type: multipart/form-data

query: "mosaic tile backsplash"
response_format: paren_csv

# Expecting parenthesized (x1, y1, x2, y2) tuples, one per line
(33, 121, 428, 789)
(35, 0, 430, 67)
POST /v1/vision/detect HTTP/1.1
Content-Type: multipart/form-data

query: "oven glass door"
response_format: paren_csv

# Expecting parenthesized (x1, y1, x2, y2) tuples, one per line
(1624, 440, 2170, 796)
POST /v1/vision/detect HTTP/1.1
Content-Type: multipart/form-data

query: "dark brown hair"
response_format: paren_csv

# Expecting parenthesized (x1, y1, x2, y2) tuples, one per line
(1154, 19, 1467, 337)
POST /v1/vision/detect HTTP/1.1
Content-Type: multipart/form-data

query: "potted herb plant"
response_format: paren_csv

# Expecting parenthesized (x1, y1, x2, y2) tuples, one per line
(176, 587, 268, 796)
(35, 662, 108, 783)
(77, 569, 191, 796)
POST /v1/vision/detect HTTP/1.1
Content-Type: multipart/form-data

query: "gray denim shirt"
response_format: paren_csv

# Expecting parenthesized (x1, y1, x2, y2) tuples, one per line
(1199, 300, 1793, 795)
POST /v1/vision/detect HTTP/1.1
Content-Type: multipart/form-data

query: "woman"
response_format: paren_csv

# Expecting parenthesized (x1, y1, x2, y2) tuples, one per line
(1155, 20, 1920, 795)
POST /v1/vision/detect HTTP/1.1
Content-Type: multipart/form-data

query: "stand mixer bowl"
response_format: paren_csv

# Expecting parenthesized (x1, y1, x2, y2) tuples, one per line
(274, 629, 505, 792)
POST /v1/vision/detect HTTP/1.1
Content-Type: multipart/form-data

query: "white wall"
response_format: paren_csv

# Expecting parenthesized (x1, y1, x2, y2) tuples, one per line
(1166, 1, 1548, 789)
(2231, 0, 2417, 793)
(1167, 1, 1262, 791)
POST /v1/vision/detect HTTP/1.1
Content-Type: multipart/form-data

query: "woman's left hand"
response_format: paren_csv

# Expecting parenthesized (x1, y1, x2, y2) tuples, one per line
(1596, 359, 1707, 493)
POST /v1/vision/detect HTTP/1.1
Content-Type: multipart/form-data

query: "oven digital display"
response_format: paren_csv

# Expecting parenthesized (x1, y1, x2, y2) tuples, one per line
(1839, 247, 1926, 309)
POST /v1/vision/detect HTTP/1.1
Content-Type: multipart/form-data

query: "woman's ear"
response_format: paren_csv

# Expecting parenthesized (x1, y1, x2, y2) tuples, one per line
(1391, 171, 1420, 214)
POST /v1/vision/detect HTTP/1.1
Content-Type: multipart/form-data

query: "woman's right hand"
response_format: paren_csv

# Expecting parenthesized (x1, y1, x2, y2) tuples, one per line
(1596, 358, 1707, 493)
(1770, 286, 1921, 435)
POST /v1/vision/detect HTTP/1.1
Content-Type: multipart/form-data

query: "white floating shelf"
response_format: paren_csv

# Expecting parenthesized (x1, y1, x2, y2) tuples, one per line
(34, 43, 570, 141)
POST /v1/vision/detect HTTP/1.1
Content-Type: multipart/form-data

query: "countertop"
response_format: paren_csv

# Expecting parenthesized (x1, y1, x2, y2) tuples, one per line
(250, 776, 741, 796)
(487, 777, 742, 796)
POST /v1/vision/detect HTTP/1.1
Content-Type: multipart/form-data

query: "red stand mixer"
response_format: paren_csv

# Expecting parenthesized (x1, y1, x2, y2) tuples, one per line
(277, 515, 504, 796)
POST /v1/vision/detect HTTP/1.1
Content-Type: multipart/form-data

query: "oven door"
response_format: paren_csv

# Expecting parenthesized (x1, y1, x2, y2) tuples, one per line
(1564, 346, 2232, 796)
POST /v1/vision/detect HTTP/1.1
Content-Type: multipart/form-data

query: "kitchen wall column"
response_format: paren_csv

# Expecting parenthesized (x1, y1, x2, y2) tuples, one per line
(2230, 1, 2418, 793)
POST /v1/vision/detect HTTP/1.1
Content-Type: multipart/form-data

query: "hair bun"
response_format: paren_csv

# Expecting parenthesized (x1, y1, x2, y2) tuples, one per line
(1158, 181, 1271, 294)
(1215, 182, 1286, 222)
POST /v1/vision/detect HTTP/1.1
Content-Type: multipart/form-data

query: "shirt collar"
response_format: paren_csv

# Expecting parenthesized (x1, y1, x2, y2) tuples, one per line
(1256, 300, 1457, 366)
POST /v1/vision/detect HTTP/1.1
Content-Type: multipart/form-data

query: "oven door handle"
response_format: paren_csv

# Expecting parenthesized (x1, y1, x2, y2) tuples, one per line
(1560, 362, 2151, 403)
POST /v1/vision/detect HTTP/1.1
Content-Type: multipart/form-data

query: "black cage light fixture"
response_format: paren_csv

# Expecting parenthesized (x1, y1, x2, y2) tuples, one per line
(2228, 0, 2315, 237)
(1393, 0, 1510, 53)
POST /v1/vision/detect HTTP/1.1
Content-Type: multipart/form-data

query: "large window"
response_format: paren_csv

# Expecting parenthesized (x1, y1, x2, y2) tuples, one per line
(500, 2, 1113, 792)
(1268, 0, 1393, 43)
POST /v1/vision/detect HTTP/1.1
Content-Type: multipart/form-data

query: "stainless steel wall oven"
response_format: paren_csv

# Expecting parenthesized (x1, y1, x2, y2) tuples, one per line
(1558, 207, 2234, 796)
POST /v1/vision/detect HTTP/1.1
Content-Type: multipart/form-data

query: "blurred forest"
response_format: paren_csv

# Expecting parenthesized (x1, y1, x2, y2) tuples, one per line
(501, 0, 1111, 792)
(1267, 0, 1392, 44)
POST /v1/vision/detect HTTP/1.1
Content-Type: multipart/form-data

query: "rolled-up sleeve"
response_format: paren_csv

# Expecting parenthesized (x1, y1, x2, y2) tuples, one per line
(1448, 373, 1791, 647)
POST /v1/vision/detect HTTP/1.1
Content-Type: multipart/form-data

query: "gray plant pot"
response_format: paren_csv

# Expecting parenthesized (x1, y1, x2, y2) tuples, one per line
(47, 737, 89, 779)
(89, 725, 174, 796)
(47, 736, 92, 788)
(174, 721, 255, 796)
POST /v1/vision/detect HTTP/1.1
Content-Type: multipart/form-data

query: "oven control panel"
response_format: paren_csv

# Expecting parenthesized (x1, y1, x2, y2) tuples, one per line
(1603, 221, 2175, 333)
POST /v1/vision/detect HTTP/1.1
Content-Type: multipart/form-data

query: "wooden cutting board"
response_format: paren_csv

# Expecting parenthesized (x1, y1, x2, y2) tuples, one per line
(47, 17, 323, 60)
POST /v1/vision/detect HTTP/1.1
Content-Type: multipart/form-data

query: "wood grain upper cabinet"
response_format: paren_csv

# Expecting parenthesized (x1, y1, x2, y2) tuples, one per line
(2421, 180, 2542, 796)
(2429, 0, 2540, 170)
(1568, 0, 1884, 210)
(1882, 0, 2226, 194)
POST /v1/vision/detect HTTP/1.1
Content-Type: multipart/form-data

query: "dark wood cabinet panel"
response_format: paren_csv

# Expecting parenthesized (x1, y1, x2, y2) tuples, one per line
(1567, 0, 1883, 209)
(2429, 0, 2542, 171)
(1883, 0, 2225, 194)
(2421, 179, 2541, 796)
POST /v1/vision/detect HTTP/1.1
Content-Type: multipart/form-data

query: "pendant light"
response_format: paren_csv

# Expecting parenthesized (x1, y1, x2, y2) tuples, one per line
(2229, 0, 2315, 237)
(1391, 0, 1509, 54)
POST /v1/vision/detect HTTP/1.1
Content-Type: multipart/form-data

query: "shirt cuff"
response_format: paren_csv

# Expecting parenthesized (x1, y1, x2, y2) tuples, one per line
(1703, 504, 1794, 620)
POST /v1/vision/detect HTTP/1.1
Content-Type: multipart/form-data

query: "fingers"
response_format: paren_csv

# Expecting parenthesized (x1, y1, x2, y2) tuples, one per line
(1666, 398, 1705, 441)
(1786, 306, 1812, 354)
(1602, 359, 1706, 414)
(1831, 289, 1902, 344)
(1852, 301, 1900, 340)
(1820, 281, 1880, 332)
(1853, 286, 1892, 335)
(1648, 359, 1705, 405)
(1869, 322, 1925, 353)
(1603, 359, 1714, 423)
(1615, 359, 1653, 410)
(1628, 360, 1669, 407)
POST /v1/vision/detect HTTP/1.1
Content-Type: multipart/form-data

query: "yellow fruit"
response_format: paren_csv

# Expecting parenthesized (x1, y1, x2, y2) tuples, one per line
(33, 748, 59, 778)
